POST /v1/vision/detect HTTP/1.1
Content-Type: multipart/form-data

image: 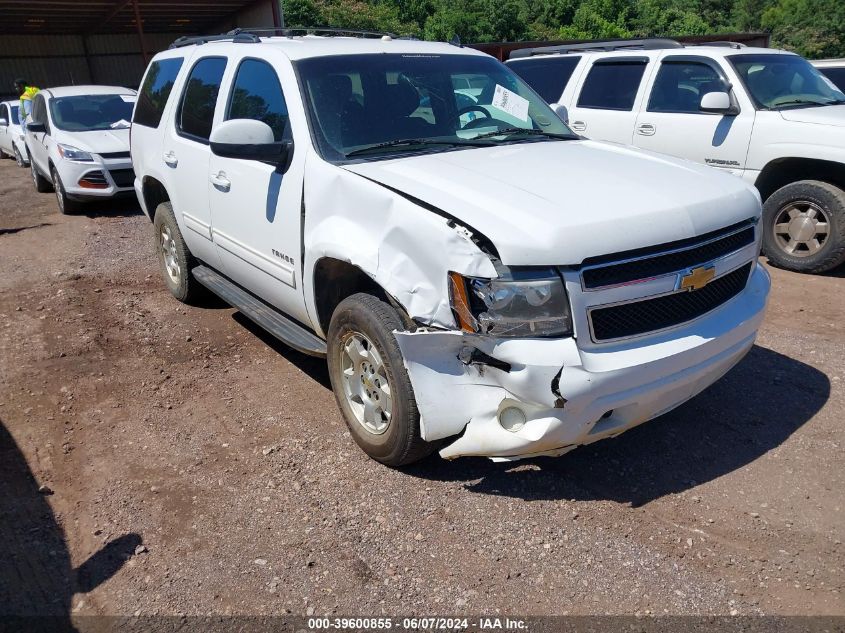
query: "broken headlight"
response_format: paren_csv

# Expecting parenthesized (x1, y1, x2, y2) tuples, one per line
(449, 268, 572, 338)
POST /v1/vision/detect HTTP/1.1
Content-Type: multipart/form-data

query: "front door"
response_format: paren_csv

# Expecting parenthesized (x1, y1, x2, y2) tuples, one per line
(208, 55, 309, 326)
(27, 93, 51, 172)
(632, 55, 755, 175)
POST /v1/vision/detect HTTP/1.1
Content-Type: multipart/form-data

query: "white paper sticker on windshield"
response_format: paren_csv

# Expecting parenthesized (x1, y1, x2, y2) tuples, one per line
(120, 95, 136, 102)
(491, 84, 530, 122)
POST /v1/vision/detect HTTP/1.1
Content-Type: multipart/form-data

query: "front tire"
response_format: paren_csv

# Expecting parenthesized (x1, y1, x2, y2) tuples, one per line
(762, 180, 845, 273)
(327, 293, 436, 467)
(153, 202, 204, 304)
(52, 167, 79, 214)
(30, 157, 52, 193)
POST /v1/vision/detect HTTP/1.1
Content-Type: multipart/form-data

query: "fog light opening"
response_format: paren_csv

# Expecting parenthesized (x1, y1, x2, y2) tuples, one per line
(499, 406, 527, 433)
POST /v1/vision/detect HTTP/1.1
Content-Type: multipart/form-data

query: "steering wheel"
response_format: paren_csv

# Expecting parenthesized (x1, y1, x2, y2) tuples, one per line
(454, 105, 491, 129)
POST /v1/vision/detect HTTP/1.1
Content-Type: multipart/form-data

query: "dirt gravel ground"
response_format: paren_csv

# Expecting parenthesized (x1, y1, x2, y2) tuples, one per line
(0, 157, 843, 619)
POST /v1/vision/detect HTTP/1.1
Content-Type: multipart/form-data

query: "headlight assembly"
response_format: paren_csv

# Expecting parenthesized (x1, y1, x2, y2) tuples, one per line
(57, 143, 94, 162)
(449, 267, 573, 338)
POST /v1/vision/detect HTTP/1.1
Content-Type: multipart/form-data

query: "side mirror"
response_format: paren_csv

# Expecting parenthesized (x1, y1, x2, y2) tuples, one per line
(209, 119, 292, 167)
(27, 121, 47, 133)
(0, 118, 7, 127)
(700, 92, 738, 115)
(553, 104, 569, 124)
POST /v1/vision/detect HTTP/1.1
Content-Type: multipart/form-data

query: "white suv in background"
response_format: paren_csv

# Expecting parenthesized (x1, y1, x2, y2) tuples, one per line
(0, 100, 29, 167)
(131, 30, 769, 466)
(508, 40, 845, 274)
(25, 85, 137, 213)
(812, 59, 845, 92)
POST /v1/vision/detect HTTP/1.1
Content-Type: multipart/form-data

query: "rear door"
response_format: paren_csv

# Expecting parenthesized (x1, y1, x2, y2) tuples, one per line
(207, 52, 310, 326)
(564, 55, 654, 143)
(162, 55, 228, 267)
(632, 54, 755, 174)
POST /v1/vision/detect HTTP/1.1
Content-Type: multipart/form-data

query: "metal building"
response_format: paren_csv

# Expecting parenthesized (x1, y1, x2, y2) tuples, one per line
(0, 0, 282, 100)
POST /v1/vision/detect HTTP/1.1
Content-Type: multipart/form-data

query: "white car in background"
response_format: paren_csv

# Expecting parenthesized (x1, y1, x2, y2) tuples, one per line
(812, 59, 845, 92)
(24, 85, 137, 213)
(0, 100, 29, 167)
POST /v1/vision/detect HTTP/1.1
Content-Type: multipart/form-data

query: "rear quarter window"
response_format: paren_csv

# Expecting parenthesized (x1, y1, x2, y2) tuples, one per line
(134, 57, 185, 128)
(507, 56, 581, 103)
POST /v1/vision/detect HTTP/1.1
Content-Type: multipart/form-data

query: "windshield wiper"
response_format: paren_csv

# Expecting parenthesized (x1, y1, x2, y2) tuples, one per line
(771, 98, 842, 109)
(345, 138, 493, 157)
(471, 128, 575, 141)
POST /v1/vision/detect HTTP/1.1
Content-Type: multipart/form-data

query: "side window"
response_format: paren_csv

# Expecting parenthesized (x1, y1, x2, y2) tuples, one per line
(31, 95, 48, 126)
(820, 68, 845, 92)
(177, 57, 227, 143)
(1, 104, 8, 123)
(134, 57, 184, 128)
(226, 59, 290, 141)
(577, 61, 647, 111)
(648, 61, 727, 113)
(507, 56, 581, 103)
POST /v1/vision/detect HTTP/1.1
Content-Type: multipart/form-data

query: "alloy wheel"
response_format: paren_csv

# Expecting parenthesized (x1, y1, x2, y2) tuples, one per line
(339, 332, 392, 435)
(773, 200, 830, 258)
(159, 225, 181, 284)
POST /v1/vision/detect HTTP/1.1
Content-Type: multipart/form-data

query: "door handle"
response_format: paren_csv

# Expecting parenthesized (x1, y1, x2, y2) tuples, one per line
(570, 120, 587, 132)
(210, 171, 231, 192)
(636, 123, 656, 136)
(163, 151, 178, 168)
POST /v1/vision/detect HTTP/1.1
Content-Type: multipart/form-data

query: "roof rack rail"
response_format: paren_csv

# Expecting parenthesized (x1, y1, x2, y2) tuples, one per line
(169, 31, 260, 49)
(236, 26, 397, 39)
(508, 37, 683, 59)
(694, 41, 747, 49)
(169, 25, 402, 49)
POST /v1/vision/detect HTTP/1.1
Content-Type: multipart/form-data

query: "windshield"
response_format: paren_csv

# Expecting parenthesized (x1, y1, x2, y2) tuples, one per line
(729, 54, 845, 110)
(49, 94, 135, 132)
(10, 105, 20, 125)
(296, 53, 576, 161)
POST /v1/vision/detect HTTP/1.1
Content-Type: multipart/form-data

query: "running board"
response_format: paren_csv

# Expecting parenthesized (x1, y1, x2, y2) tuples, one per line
(192, 265, 327, 357)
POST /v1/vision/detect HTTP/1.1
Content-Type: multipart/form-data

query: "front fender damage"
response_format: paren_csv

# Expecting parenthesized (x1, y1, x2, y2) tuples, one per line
(304, 159, 497, 332)
(394, 330, 581, 450)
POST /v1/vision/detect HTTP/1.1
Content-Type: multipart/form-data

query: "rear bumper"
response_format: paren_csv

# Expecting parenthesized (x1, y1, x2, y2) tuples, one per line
(395, 262, 770, 461)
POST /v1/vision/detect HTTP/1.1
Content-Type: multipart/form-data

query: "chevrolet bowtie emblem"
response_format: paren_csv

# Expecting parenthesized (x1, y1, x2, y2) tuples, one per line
(679, 266, 716, 291)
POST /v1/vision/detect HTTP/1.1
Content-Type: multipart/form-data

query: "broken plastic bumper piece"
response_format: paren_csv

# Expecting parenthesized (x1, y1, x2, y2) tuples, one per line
(395, 263, 770, 461)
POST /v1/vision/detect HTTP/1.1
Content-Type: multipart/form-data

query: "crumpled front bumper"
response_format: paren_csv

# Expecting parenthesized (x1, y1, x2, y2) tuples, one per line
(395, 262, 770, 461)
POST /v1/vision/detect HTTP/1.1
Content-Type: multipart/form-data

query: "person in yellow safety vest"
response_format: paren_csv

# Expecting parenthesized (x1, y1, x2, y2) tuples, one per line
(13, 78, 39, 130)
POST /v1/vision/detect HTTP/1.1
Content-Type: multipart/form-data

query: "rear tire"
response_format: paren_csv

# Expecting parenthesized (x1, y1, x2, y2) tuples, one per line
(14, 146, 26, 167)
(30, 156, 52, 193)
(762, 180, 845, 273)
(327, 293, 437, 467)
(153, 202, 205, 304)
(52, 167, 79, 214)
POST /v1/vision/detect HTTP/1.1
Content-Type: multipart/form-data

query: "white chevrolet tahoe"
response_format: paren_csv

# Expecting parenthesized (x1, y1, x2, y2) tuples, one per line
(507, 39, 845, 274)
(131, 29, 770, 466)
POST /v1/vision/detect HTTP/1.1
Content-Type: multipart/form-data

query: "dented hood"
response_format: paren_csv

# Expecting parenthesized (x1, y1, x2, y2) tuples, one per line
(344, 140, 759, 266)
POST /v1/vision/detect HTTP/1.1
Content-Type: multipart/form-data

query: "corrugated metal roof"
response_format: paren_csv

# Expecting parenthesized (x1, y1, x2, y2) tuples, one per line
(0, 0, 277, 35)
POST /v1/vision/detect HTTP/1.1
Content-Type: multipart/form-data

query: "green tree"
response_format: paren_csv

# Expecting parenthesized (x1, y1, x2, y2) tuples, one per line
(762, 0, 845, 58)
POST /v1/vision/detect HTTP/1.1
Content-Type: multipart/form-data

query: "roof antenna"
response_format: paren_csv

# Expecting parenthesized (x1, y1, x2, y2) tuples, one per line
(449, 34, 462, 48)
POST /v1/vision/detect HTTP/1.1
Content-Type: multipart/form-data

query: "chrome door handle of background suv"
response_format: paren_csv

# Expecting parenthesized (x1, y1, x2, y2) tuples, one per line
(637, 123, 656, 136)
(163, 151, 178, 167)
(571, 120, 587, 132)
(210, 172, 231, 192)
